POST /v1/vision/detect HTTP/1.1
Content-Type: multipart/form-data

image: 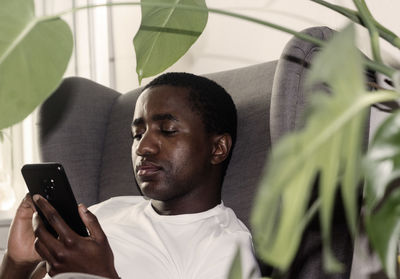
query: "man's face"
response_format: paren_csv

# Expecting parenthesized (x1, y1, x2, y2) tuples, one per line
(131, 85, 213, 202)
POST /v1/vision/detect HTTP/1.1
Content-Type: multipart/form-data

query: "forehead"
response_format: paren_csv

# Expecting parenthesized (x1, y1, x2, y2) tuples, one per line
(133, 85, 197, 122)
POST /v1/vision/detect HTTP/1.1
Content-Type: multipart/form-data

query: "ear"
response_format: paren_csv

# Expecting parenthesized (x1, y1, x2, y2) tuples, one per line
(210, 133, 232, 165)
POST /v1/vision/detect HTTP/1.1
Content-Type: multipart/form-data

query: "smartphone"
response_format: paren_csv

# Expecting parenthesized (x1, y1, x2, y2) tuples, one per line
(21, 163, 88, 237)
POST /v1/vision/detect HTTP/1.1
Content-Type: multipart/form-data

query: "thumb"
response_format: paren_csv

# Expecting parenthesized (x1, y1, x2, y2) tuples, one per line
(78, 204, 106, 241)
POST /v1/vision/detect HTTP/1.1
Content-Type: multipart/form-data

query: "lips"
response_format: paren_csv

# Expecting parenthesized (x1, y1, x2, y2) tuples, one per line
(136, 161, 162, 177)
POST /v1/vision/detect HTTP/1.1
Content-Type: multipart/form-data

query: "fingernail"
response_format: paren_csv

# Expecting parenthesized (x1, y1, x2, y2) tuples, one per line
(33, 194, 40, 202)
(79, 204, 88, 213)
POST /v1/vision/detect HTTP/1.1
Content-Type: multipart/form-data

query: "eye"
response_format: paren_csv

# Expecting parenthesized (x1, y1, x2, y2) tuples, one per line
(160, 123, 177, 136)
(161, 129, 177, 136)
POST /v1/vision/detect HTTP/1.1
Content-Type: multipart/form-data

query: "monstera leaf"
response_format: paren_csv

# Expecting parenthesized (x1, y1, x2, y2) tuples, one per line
(364, 111, 400, 279)
(0, 0, 73, 130)
(134, 0, 208, 83)
(227, 249, 243, 279)
(251, 24, 399, 272)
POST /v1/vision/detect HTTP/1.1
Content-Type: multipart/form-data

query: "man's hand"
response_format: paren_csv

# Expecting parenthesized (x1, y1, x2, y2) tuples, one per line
(7, 194, 42, 265)
(32, 195, 119, 278)
(0, 194, 44, 279)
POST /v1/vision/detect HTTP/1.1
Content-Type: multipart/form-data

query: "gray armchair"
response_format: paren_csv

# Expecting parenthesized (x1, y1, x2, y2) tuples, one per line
(38, 26, 362, 278)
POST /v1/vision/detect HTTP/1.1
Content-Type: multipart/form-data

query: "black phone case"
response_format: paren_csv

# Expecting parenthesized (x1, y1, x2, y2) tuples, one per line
(21, 163, 88, 237)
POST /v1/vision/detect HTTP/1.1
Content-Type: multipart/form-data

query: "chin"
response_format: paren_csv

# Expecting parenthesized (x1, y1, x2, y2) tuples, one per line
(139, 181, 165, 200)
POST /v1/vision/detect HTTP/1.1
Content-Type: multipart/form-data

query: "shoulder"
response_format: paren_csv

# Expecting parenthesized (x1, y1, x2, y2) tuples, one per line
(210, 204, 257, 256)
(205, 204, 256, 255)
(195, 205, 260, 278)
(214, 204, 251, 235)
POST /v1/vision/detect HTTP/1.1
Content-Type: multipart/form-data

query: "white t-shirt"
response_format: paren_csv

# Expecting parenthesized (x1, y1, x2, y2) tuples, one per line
(89, 196, 261, 279)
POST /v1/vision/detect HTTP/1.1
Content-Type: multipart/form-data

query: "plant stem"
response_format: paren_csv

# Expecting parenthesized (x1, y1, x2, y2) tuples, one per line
(373, 21, 400, 50)
(364, 59, 396, 78)
(310, 0, 400, 50)
(39, 1, 397, 79)
(311, 0, 360, 23)
(44, 2, 325, 47)
(353, 0, 382, 63)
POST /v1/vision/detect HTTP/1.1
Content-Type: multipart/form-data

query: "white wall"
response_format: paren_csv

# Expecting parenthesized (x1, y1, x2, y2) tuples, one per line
(34, 0, 400, 92)
(106, 0, 400, 92)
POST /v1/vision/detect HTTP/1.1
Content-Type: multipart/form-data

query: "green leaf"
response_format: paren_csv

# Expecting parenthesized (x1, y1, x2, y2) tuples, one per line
(364, 110, 400, 279)
(365, 188, 400, 279)
(364, 111, 400, 210)
(250, 25, 398, 272)
(0, 0, 73, 130)
(228, 248, 242, 279)
(394, 71, 400, 93)
(133, 0, 208, 83)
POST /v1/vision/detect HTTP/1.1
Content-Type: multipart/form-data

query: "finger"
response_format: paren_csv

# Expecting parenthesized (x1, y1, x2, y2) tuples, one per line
(34, 236, 56, 265)
(10, 194, 36, 229)
(20, 193, 36, 210)
(32, 212, 61, 263)
(33, 195, 75, 243)
(78, 204, 106, 241)
(35, 238, 65, 276)
(32, 209, 69, 263)
(32, 211, 62, 249)
(13, 194, 36, 220)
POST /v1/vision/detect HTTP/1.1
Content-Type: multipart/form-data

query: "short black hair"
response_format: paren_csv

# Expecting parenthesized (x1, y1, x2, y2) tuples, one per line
(143, 72, 237, 174)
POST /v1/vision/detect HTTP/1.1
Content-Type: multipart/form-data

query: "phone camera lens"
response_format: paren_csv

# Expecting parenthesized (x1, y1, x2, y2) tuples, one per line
(43, 178, 55, 199)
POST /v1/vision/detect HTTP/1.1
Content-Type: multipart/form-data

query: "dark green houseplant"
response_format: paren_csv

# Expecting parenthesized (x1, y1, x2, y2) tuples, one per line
(0, 0, 399, 278)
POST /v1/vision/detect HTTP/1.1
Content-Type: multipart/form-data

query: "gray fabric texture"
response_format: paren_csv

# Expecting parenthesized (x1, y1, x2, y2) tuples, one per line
(270, 26, 334, 144)
(98, 88, 143, 201)
(205, 61, 276, 229)
(39, 77, 120, 206)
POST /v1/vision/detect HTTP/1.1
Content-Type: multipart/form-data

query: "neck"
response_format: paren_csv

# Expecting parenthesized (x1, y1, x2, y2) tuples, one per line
(151, 191, 221, 215)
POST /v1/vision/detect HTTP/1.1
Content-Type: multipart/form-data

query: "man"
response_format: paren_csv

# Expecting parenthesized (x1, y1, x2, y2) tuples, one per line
(0, 73, 260, 279)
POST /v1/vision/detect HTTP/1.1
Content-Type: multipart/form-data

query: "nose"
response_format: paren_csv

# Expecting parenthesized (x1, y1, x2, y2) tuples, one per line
(134, 131, 159, 156)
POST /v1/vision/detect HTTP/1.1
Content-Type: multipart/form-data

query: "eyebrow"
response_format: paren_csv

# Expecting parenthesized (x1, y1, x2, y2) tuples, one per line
(132, 113, 179, 126)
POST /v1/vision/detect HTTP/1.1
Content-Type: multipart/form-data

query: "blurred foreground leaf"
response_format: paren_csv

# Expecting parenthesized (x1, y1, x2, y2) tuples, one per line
(0, 0, 73, 130)
(251, 24, 398, 273)
(394, 72, 400, 93)
(364, 111, 400, 279)
(134, 0, 208, 83)
(228, 248, 242, 279)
